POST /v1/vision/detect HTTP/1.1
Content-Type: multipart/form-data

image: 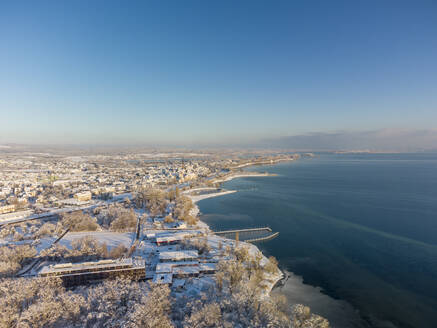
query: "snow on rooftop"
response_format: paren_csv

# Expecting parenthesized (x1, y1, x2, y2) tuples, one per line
(40, 258, 136, 275)
(159, 250, 198, 262)
(156, 261, 199, 273)
(155, 263, 173, 273)
(153, 273, 173, 284)
(173, 266, 199, 276)
(199, 263, 216, 272)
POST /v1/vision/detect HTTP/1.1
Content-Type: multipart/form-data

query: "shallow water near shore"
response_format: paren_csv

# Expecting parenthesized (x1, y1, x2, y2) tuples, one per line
(275, 271, 371, 328)
(198, 153, 437, 328)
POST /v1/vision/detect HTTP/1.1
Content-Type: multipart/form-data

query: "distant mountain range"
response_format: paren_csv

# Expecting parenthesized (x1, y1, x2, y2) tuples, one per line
(257, 129, 437, 152)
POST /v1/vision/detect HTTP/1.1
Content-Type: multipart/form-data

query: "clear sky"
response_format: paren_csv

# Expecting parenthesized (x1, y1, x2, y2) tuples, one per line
(1, 0, 436, 146)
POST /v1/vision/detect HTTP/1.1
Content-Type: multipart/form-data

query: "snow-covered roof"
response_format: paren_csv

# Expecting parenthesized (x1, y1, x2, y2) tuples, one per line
(156, 236, 178, 243)
(173, 266, 199, 276)
(39, 257, 144, 275)
(153, 273, 173, 284)
(155, 263, 173, 273)
(145, 233, 156, 239)
(199, 263, 216, 272)
(159, 250, 198, 262)
(155, 261, 199, 274)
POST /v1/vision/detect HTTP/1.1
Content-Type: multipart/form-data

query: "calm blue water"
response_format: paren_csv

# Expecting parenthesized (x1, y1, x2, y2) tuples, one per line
(198, 153, 437, 328)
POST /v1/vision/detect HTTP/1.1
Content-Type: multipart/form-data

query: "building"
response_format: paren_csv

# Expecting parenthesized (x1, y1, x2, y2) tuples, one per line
(152, 260, 216, 286)
(153, 273, 173, 284)
(199, 262, 216, 274)
(172, 266, 199, 278)
(39, 258, 145, 287)
(0, 204, 16, 214)
(155, 235, 180, 246)
(165, 221, 187, 229)
(0, 209, 33, 224)
(151, 231, 193, 246)
(74, 191, 92, 202)
(159, 250, 198, 262)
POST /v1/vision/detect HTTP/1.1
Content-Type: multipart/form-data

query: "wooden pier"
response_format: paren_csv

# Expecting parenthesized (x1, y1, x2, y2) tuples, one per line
(213, 227, 279, 244)
(214, 227, 272, 235)
(245, 232, 279, 243)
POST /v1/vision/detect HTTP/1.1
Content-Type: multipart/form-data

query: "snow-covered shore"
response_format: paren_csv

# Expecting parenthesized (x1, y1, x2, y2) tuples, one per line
(188, 177, 331, 327)
(188, 187, 283, 297)
(188, 190, 237, 203)
(229, 157, 294, 169)
(212, 172, 275, 184)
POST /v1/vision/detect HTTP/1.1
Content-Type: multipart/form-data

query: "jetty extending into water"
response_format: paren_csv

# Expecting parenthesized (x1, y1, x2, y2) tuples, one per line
(245, 232, 279, 243)
(213, 227, 279, 243)
(214, 227, 272, 235)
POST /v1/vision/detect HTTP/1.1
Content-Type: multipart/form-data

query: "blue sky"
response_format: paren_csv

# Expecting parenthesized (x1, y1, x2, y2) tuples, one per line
(1, 0, 436, 146)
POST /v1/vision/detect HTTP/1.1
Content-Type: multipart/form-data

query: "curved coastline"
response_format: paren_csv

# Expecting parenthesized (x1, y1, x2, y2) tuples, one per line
(188, 187, 283, 295)
(189, 172, 291, 295)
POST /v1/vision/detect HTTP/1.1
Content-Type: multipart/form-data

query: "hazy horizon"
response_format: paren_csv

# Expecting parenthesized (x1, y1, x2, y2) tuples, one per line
(1, 128, 437, 152)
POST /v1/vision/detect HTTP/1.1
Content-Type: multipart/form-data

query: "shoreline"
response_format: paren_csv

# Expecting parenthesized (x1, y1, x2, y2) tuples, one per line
(189, 173, 284, 297)
(188, 190, 237, 203)
(212, 172, 277, 184)
(228, 157, 295, 169)
(191, 165, 338, 326)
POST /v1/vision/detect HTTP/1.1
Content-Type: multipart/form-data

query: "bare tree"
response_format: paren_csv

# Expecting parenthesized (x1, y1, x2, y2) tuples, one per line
(183, 302, 223, 328)
(128, 283, 174, 328)
(0, 244, 36, 277)
(60, 211, 99, 232)
(109, 208, 137, 232)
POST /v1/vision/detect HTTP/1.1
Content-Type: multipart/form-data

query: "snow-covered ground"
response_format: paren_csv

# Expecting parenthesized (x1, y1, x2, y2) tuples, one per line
(57, 231, 135, 250)
(212, 172, 274, 184)
(35, 237, 57, 253)
(182, 187, 218, 194)
(188, 190, 237, 203)
(187, 186, 283, 297)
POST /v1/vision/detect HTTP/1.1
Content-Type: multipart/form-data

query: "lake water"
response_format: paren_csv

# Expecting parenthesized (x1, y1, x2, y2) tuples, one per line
(198, 153, 437, 328)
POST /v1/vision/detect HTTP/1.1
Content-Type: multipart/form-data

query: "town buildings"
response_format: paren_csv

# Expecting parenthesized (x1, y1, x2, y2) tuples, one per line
(39, 258, 146, 287)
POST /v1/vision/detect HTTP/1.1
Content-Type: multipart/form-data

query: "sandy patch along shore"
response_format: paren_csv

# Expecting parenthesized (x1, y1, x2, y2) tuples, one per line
(188, 190, 237, 203)
(212, 172, 275, 184)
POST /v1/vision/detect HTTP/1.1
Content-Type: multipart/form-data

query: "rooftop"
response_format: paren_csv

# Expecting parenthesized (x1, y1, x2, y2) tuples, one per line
(159, 250, 198, 262)
(39, 258, 145, 275)
(153, 273, 173, 284)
